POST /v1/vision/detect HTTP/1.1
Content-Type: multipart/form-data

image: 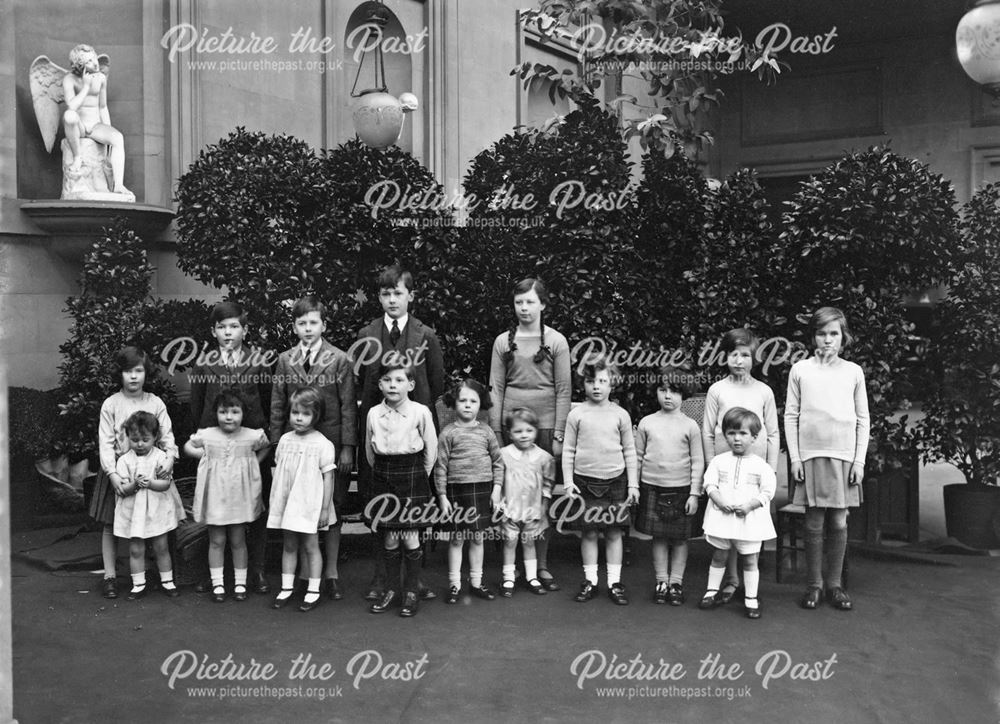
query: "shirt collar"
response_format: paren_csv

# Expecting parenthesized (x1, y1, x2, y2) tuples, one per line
(298, 339, 323, 361)
(384, 314, 408, 332)
(379, 399, 411, 416)
(506, 444, 535, 459)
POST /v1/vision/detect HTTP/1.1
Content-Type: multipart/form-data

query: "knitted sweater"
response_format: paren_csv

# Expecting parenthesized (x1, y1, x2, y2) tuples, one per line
(784, 356, 870, 465)
(433, 422, 504, 495)
(702, 376, 780, 470)
(489, 327, 571, 433)
(562, 401, 638, 485)
(636, 410, 705, 493)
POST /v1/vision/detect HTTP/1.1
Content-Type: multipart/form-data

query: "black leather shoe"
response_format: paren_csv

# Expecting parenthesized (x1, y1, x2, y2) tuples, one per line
(232, 585, 247, 602)
(272, 589, 294, 609)
(500, 581, 515, 598)
(699, 590, 720, 610)
(575, 581, 598, 602)
(251, 570, 270, 595)
(607, 582, 629, 606)
(194, 579, 210, 594)
(364, 583, 384, 601)
(299, 595, 320, 612)
(102, 578, 118, 599)
(538, 571, 560, 592)
(667, 583, 685, 606)
(800, 586, 823, 610)
(653, 583, 668, 604)
(526, 579, 547, 596)
(745, 597, 762, 619)
(445, 585, 461, 604)
(827, 587, 853, 611)
(716, 583, 739, 605)
(211, 585, 226, 603)
(399, 591, 419, 617)
(370, 590, 398, 613)
(127, 585, 147, 601)
(161, 584, 181, 599)
(418, 586, 437, 601)
(323, 578, 343, 601)
(471, 584, 495, 601)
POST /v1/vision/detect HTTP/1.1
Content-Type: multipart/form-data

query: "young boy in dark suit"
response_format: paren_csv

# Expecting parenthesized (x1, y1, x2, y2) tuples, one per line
(356, 265, 444, 600)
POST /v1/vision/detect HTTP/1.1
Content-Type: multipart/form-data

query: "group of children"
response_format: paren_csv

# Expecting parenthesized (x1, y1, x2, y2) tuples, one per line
(92, 266, 870, 621)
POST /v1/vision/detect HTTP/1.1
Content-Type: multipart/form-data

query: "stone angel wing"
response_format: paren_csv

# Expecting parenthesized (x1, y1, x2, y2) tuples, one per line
(28, 53, 111, 153)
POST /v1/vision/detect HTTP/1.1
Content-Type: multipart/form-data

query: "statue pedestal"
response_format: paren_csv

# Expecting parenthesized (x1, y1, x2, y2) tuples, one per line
(60, 138, 135, 203)
(20, 200, 174, 259)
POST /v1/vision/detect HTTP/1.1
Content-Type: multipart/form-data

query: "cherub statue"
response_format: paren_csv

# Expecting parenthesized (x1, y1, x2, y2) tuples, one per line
(29, 44, 134, 201)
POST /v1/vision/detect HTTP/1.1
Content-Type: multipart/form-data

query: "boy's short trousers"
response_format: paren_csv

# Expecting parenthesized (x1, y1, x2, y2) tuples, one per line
(705, 535, 762, 555)
(501, 516, 548, 540)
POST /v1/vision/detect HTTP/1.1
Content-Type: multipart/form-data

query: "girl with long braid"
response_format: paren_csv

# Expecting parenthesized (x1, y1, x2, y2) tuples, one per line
(488, 278, 571, 591)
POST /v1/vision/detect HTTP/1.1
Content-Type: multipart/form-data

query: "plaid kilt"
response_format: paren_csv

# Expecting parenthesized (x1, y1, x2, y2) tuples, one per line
(634, 484, 693, 540)
(88, 468, 116, 526)
(439, 480, 495, 532)
(565, 471, 630, 531)
(368, 452, 434, 530)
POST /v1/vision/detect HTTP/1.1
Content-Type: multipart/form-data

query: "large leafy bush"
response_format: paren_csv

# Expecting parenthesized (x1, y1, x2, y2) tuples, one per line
(917, 184, 1000, 485)
(778, 147, 960, 468)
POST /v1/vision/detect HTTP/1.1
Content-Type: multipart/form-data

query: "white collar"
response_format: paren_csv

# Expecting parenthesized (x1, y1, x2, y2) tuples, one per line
(384, 314, 408, 332)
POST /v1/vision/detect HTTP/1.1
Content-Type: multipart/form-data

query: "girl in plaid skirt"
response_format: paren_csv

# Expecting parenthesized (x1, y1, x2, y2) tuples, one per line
(634, 368, 705, 606)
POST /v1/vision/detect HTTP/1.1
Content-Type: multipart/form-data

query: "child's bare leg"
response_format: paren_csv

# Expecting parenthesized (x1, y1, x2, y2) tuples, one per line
(128, 538, 147, 594)
(723, 547, 740, 595)
(522, 536, 538, 582)
(740, 550, 761, 611)
(701, 546, 729, 606)
(152, 533, 178, 594)
(207, 525, 227, 591)
(229, 524, 248, 593)
(271, 530, 299, 603)
(501, 530, 518, 594)
(448, 533, 464, 590)
(605, 527, 624, 589)
(581, 530, 599, 582)
(300, 532, 322, 605)
(101, 525, 117, 580)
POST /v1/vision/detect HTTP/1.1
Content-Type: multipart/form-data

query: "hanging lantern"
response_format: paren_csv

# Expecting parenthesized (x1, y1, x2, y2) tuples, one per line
(957, 0, 1000, 97)
(350, 1, 418, 149)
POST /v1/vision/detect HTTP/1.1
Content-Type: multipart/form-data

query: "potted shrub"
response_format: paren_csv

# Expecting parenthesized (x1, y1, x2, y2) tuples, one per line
(917, 183, 1000, 548)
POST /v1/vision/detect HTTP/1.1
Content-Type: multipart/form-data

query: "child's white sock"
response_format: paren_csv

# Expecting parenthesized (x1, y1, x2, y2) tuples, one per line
(449, 570, 462, 589)
(233, 568, 247, 589)
(303, 577, 321, 604)
(705, 565, 725, 594)
(160, 569, 176, 591)
(524, 558, 538, 581)
(210, 566, 225, 589)
(668, 545, 687, 586)
(276, 573, 295, 600)
(583, 564, 599, 585)
(130, 571, 146, 592)
(470, 569, 483, 588)
(743, 569, 760, 609)
(606, 564, 622, 587)
(502, 564, 516, 583)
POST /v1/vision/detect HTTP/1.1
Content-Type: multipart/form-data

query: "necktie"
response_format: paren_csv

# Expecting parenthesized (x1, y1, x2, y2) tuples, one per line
(390, 320, 400, 347)
(303, 352, 311, 374)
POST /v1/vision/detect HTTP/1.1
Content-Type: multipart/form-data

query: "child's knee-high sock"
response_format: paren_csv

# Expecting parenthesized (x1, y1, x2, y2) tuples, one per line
(652, 540, 669, 583)
(705, 565, 724, 594)
(502, 564, 516, 583)
(805, 511, 825, 588)
(234, 568, 247, 590)
(824, 526, 848, 589)
(385, 548, 402, 590)
(743, 569, 760, 609)
(583, 564, 599, 585)
(404, 549, 423, 593)
(668, 543, 688, 586)
(370, 533, 387, 586)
